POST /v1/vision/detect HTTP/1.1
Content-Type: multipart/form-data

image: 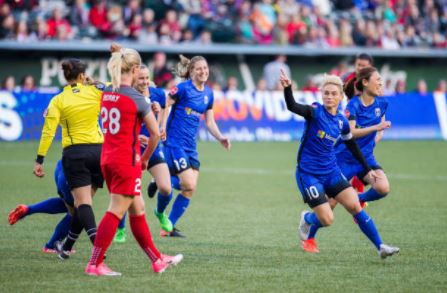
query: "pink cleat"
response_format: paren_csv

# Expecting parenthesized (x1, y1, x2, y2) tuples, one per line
(8, 204, 28, 225)
(85, 263, 121, 276)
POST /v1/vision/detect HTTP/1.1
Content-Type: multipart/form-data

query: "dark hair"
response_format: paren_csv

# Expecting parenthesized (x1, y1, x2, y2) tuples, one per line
(355, 67, 378, 92)
(174, 55, 207, 80)
(61, 58, 87, 82)
(356, 53, 374, 65)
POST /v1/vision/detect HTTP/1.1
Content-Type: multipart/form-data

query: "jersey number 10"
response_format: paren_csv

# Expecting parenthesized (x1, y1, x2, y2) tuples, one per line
(101, 107, 121, 135)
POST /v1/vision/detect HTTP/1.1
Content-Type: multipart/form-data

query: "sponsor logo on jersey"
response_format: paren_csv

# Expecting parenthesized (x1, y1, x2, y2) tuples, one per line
(375, 108, 381, 117)
(317, 129, 338, 144)
(103, 94, 120, 102)
(185, 107, 201, 117)
(317, 130, 326, 138)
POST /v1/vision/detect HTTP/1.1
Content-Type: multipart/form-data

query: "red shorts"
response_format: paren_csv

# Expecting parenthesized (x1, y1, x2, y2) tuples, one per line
(101, 163, 142, 196)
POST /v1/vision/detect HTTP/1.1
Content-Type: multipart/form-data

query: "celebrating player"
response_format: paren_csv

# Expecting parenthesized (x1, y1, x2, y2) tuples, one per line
(85, 44, 182, 276)
(34, 58, 105, 260)
(280, 69, 399, 259)
(156, 55, 231, 237)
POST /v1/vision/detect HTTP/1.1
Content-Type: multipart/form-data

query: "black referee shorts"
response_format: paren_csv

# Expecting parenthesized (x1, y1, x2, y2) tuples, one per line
(62, 144, 104, 190)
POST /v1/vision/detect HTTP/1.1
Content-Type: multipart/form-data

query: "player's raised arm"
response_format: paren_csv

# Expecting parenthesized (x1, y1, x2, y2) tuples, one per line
(280, 69, 314, 119)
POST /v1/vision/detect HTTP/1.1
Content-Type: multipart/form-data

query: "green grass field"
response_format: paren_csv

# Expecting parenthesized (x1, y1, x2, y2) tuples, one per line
(0, 141, 446, 292)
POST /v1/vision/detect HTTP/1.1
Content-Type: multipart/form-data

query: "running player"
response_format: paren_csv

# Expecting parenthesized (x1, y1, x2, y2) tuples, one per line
(301, 67, 392, 253)
(85, 44, 182, 276)
(280, 69, 398, 258)
(8, 161, 72, 253)
(34, 58, 105, 260)
(157, 55, 231, 237)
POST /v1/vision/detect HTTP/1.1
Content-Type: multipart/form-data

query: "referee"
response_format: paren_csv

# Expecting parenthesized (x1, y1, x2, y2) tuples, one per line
(34, 58, 104, 259)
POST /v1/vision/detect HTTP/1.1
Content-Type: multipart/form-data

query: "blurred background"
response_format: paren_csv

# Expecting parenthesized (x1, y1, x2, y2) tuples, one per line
(0, 0, 446, 142)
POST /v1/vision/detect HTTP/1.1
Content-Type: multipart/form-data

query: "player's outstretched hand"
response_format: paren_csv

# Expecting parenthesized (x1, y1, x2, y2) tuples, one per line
(279, 69, 292, 88)
(33, 163, 45, 178)
(376, 120, 391, 131)
(220, 137, 231, 151)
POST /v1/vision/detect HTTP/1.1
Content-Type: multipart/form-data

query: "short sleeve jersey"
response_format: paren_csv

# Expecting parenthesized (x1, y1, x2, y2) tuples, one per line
(336, 96, 388, 160)
(165, 79, 214, 151)
(298, 103, 352, 175)
(140, 86, 166, 152)
(100, 86, 151, 166)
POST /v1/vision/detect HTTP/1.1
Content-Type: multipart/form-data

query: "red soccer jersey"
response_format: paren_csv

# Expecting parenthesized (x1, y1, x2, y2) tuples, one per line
(100, 86, 151, 167)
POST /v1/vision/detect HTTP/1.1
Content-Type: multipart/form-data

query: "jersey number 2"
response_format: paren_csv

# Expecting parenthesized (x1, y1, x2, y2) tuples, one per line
(101, 107, 121, 135)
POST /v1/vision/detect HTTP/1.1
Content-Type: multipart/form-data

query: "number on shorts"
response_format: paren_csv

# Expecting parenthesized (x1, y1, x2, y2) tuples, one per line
(305, 186, 319, 201)
(101, 107, 121, 135)
(174, 157, 187, 170)
(134, 178, 142, 193)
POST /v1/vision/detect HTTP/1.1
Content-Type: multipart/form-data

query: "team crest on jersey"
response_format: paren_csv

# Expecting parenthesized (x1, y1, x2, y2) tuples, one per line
(375, 108, 381, 117)
(169, 86, 178, 96)
(204, 95, 209, 104)
(338, 120, 343, 129)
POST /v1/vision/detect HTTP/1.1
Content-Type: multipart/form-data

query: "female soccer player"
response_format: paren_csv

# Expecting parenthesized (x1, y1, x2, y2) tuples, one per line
(113, 65, 174, 243)
(86, 44, 182, 276)
(157, 55, 231, 237)
(280, 69, 398, 259)
(8, 160, 73, 253)
(34, 58, 105, 260)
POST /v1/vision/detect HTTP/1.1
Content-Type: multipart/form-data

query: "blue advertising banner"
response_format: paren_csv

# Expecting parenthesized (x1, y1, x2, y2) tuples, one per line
(1, 90, 446, 142)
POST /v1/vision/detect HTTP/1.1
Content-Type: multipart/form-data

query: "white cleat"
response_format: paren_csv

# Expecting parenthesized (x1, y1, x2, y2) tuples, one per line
(162, 254, 184, 266)
(379, 244, 400, 259)
(298, 211, 311, 241)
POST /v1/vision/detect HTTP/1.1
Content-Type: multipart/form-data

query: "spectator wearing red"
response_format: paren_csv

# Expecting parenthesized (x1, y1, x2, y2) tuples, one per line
(159, 10, 181, 43)
(151, 52, 174, 88)
(89, 0, 110, 33)
(46, 7, 71, 39)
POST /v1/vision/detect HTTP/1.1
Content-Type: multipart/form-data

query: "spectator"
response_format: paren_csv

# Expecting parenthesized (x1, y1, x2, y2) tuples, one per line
(395, 80, 407, 94)
(0, 14, 15, 39)
(70, 0, 90, 35)
(256, 78, 267, 91)
(128, 14, 143, 40)
(159, 9, 181, 43)
(138, 23, 157, 44)
(151, 52, 174, 88)
(224, 76, 239, 92)
(16, 20, 30, 42)
(1, 75, 16, 91)
(301, 77, 319, 92)
(197, 30, 212, 44)
(20, 75, 36, 91)
(262, 55, 291, 91)
(46, 7, 72, 39)
(123, 0, 142, 25)
(89, 0, 109, 35)
(435, 80, 447, 93)
(415, 79, 428, 95)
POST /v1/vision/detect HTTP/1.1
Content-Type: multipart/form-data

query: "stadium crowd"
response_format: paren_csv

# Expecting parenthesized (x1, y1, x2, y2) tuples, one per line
(0, 0, 446, 48)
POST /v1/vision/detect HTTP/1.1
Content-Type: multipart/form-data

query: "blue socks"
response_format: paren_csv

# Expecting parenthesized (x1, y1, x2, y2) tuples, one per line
(45, 214, 72, 249)
(358, 188, 384, 203)
(118, 213, 126, 229)
(169, 194, 190, 226)
(157, 192, 173, 214)
(171, 176, 181, 190)
(304, 212, 322, 227)
(27, 197, 67, 215)
(354, 210, 382, 249)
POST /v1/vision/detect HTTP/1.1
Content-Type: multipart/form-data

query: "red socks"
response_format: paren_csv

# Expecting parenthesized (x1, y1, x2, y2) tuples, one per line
(129, 214, 161, 262)
(89, 211, 120, 266)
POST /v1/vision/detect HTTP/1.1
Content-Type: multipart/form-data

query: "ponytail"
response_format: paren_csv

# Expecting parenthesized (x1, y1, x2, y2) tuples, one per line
(174, 55, 207, 80)
(107, 47, 141, 91)
(343, 76, 356, 100)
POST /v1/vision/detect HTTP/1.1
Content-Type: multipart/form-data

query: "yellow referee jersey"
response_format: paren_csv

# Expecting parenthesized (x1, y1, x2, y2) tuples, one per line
(37, 83, 104, 158)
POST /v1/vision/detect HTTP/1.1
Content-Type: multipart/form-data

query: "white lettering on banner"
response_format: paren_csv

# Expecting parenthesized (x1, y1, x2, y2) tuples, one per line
(40, 58, 59, 86)
(0, 92, 23, 141)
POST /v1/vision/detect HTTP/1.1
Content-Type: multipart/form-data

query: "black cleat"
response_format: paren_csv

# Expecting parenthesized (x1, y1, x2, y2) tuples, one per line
(55, 241, 70, 260)
(160, 227, 186, 238)
(147, 181, 158, 199)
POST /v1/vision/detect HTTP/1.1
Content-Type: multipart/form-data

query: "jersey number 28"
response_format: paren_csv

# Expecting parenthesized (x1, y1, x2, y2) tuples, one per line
(101, 107, 121, 135)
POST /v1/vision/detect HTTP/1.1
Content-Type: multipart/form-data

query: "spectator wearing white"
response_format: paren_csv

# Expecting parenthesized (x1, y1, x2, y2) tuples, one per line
(262, 55, 291, 91)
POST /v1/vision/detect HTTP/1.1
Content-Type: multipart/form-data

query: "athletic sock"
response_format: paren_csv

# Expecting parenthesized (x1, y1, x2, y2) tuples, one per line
(157, 191, 173, 214)
(27, 197, 67, 215)
(171, 176, 181, 190)
(77, 204, 97, 244)
(63, 209, 83, 251)
(45, 213, 72, 249)
(308, 224, 320, 239)
(89, 211, 120, 266)
(354, 210, 382, 250)
(358, 188, 384, 202)
(129, 214, 161, 262)
(304, 212, 322, 227)
(168, 194, 190, 227)
(118, 213, 126, 229)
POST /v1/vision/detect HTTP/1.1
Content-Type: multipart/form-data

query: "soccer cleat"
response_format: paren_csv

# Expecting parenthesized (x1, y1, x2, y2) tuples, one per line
(378, 244, 400, 259)
(151, 258, 170, 273)
(55, 240, 71, 260)
(160, 227, 185, 238)
(147, 181, 158, 199)
(42, 247, 57, 254)
(301, 239, 320, 253)
(113, 228, 127, 243)
(85, 263, 121, 276)
(154, 209, 173, 232)
(8, 204, 28, 225)
(298, 211, 311, 241)
(162, 254, 183, 266)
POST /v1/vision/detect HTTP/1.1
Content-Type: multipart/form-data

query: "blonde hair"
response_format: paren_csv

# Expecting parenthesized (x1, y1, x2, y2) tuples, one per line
(321, 74, 343, 95)
(108, 47, 142, 91)
(174, 55, 207, 80)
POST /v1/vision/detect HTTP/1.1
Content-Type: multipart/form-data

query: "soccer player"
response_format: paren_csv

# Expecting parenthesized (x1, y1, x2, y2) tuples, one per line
(113, 65, 174, 243)
(279, 69, 399, 259)
(157, 55, 231, 237)
(34, 58, 105, 260)
(86, 44, 182, 276)
(8, 161, 73, 253)
(301, 67, 392, 253)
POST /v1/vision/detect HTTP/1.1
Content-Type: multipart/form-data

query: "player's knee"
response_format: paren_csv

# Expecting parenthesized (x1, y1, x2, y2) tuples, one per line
(319, 213, 334, 226)
(375, 185, 390, 196)
(181, 180, 196, 193)
(158, 182, 172, 195)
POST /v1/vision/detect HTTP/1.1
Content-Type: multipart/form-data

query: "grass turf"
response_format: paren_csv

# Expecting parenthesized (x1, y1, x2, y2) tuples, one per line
(0, 141, 446, 292)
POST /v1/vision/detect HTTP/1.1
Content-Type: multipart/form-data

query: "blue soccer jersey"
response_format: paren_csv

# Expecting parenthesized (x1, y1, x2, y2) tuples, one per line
(140, 86, 167, 139)
(336, 96, 388, 161)
(298, 103, 352, 175)
(165, 79, 214, 151)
